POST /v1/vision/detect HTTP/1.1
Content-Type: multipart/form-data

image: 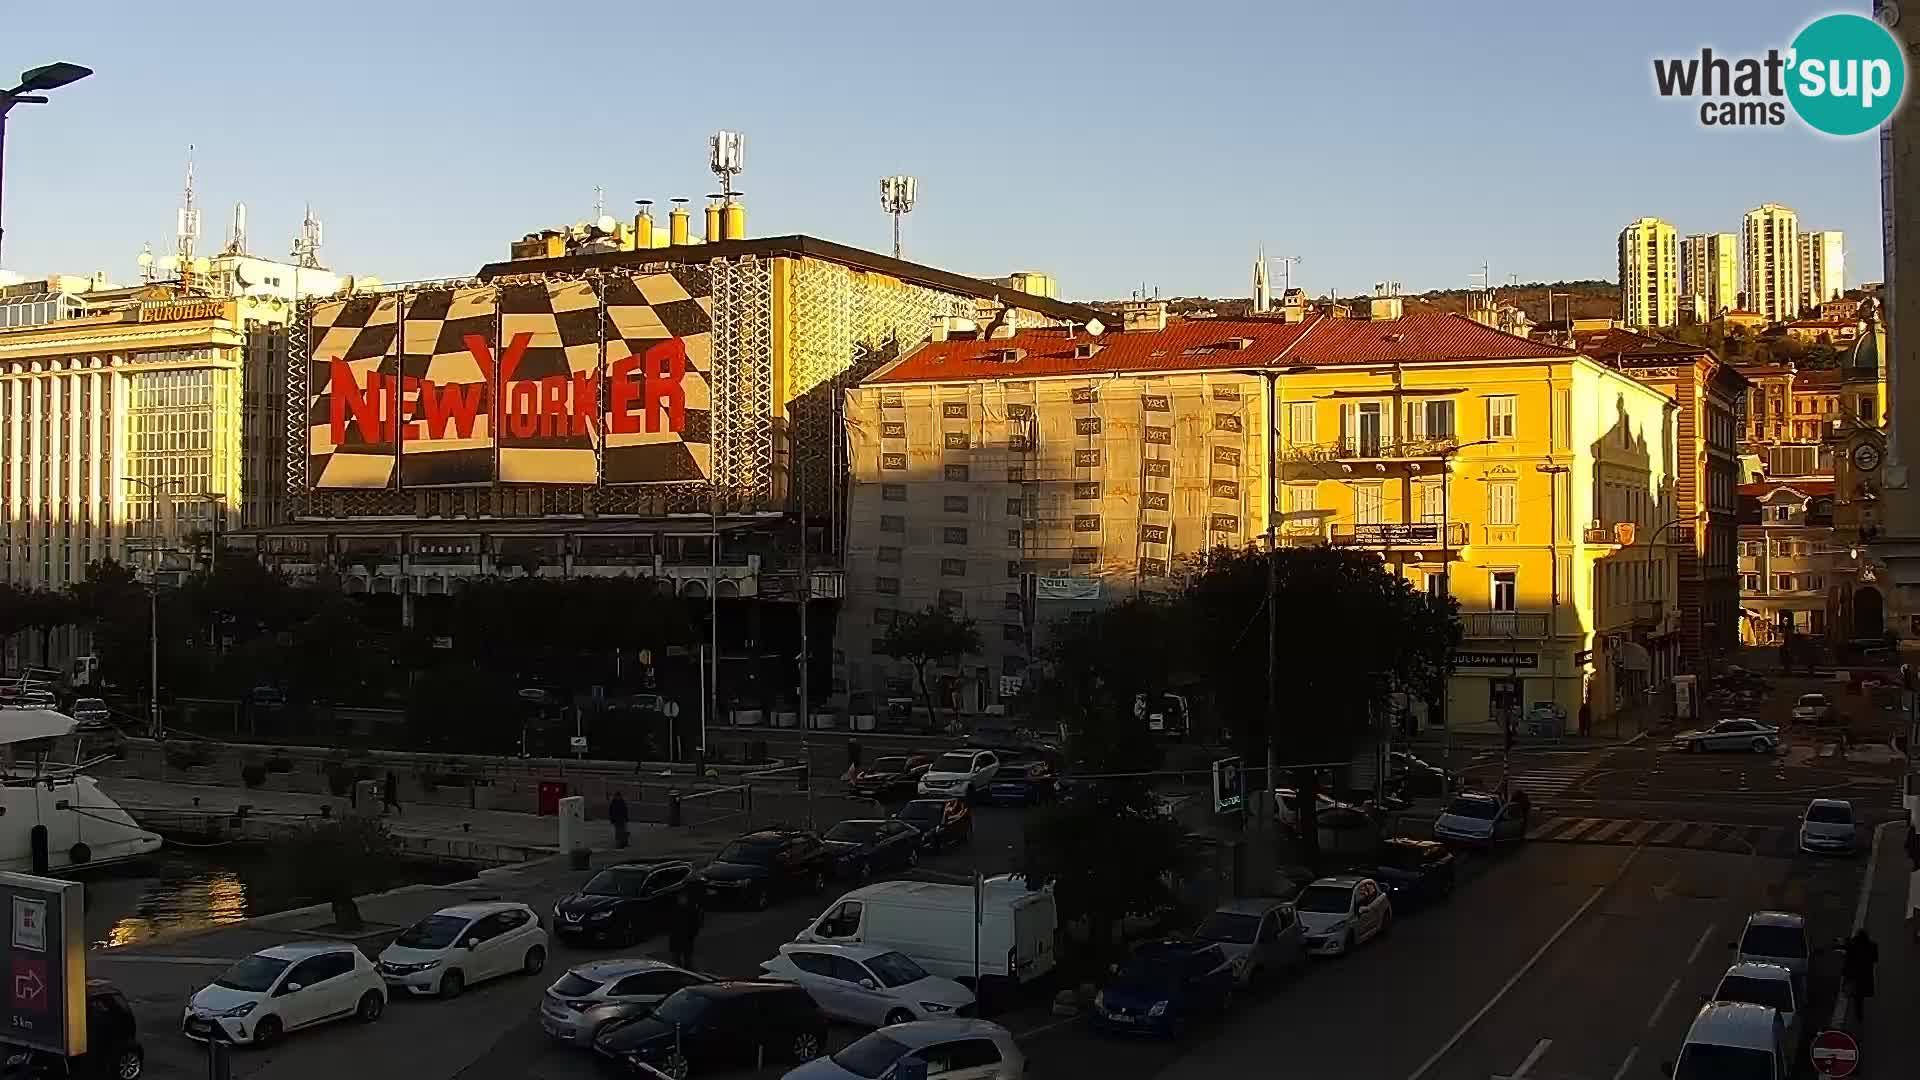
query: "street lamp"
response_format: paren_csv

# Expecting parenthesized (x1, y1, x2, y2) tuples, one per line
(0, 62, 93, 263)
(1437, 438, 1501, 795)
(125, 476, 184, 739)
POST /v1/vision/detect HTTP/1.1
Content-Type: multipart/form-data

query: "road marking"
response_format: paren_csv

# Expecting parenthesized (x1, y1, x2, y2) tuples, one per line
(1404, 844, 1644, 1080)
(88, 953, 240, 967)
(1555, 818, 1603, 841)
(1645, 977, 1680, 1030)
(1587, 819, 1633, 843)
(1685, 922, 1717, 966)
(1652, 821, 1689, 845)
(1525, 816, 1566, 841)
(1510, 1039, 1552, 1079)
(1622, 820, 1658, 845)
(1609, 1047, 1640, 1080)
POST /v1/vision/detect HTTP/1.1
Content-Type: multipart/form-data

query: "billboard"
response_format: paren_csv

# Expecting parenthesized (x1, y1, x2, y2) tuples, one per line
(306, 271, 713, 488)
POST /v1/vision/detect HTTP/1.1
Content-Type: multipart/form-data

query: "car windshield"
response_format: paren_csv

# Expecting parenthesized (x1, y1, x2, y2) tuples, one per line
(864, 951, 929, 988)
(829, 1033, 913, 1080)
(650, 989, 712, 1026)
(1740, 925, 1808, 959)
(75, 699, 105, 709)
(583, 870, 645, 897)
(1799, 695, 1826, 707)
(214, 954, 291, 993)
(1294, 885, 1354, 914)
(1116, 953, 1188, 986)
(933, 753, 976, 772)
(1195, 911, 1262, 944)
(550, 972, 604, 998)
(898, 802, 943, 823)
(1446, 798, 1499, 820)
(1673, 1042, 1776, 1080)
(715, 840, 778, 865)
(826, 822, 881, 843)
(1807, 804, 1852, 824)
(1715, 975, 1793, 1012)
(869, 757, 908, 773)
(395, 914, 470, 949)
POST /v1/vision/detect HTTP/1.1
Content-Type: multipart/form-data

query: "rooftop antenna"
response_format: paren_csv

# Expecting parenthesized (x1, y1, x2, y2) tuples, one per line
(1276, 255, 1302, 293)
(136, 242, 155, 283)
(292, 204, 323, 268)
(175, 146, 201, 282)
(879, 175, 917, 259)
(593, 185, 605, 221)
(709, 130, 745, 204)
(224, 201, 247, 257)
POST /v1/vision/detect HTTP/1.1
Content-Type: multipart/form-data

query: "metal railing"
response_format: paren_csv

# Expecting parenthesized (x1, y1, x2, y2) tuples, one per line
(1462, 612, 1549, 638)
(1331, 522, 1470, 548)
(1284, 435, 1465, 463)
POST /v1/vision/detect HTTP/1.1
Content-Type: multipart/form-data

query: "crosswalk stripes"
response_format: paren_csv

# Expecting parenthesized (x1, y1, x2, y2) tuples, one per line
(1502, 753, 1605, 801)
(1525, 815, 1785, 854)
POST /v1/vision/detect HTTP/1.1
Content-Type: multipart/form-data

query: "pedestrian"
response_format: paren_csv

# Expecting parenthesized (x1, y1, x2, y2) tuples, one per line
(667, 891, 703, 969)
(609, 790, 630, 849)
(383, 770, 402, 815)
(1843, 928, 1878, 1022)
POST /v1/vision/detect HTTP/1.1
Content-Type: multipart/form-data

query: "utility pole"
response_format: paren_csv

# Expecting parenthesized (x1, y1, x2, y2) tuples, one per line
(1538, 459, 1571, 749)
(798, 457, 813, 827)
(1264, 370, 1279, 835)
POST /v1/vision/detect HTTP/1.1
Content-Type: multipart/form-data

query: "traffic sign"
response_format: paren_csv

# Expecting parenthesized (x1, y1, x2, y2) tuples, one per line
(1211, 756, 1244, 813)
(663, 700, 682, 718)
(1811, 1028, 1859, 1077)
(0, 872, 84, 1056)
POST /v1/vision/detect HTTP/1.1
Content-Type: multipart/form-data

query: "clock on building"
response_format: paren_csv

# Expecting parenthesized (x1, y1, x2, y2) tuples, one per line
(1853, 442, 1883, 471)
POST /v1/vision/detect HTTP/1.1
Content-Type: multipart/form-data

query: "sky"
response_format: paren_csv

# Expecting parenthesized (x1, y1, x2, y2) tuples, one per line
(0, 0, 1891, 302)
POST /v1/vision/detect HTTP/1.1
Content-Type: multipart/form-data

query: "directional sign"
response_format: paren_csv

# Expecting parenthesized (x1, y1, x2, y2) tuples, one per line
(0, 872, 84, 1057)
(1811, 1028, 1859, 1077)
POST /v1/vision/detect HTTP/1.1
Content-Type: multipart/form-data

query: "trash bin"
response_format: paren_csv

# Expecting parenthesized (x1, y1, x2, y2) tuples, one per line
(537, 780, 570, 816)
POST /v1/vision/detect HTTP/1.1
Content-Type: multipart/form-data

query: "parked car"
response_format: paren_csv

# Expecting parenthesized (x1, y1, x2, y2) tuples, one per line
(1089, 939, 1236, 1038)
(1708, 961, 1803, 1056)
(1272, 788, 1350, 831)
(553, 861, 696, 945)
(1350, 838, 1456, 911)
(376, 900, 548, 998)
(1733, 911, 1810, 982)
(1662, 1002, 1790, 1080)
(592, 981, 827, 1079)
(1386, 751, 1452, 798)
(984, 757, 1059, 806)
(795, 878, 1059, 986)
(1292, 876, 1392, 957)
(1790, 693, 1835, 725)
(821, 819, 922, 880)
(846, 756, 934, 801)
(1798, 799, 1858, 855)
(5, 980, 144, 1078)
(1672, 718, 1779, 754)
(183, 943, 385, 1046)
(697, 828, 832, 910)
(539, 958, 709, 1049)
(1191, 898, 1304, 987)
(68, 698, 112, 731)
(784, 1019, 1025, 1080)
(1432, 792, 1526, 848)
(892, 798, 973, 851)
(760, 943, 973, 1027)
(917, 751, 1001, 801)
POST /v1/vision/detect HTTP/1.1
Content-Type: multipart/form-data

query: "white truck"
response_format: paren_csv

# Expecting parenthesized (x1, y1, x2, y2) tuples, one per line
(794, 877, 1057, 986)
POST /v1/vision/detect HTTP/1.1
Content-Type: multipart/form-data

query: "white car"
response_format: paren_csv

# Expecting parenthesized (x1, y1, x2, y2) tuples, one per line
(1291, 875, 1391, 957)
(1734, 911, 1810, 982)
(783, 1019, 1024, 1080)
(1710, 961, 1803, 1054)
(762, 942, 974, 1027)
(1799, 798, 1857, 854)
(1791, 694, 1834, 724)
(916, 751, 1000, 800)
(182, 943, 385, 1046)
(1432, 792, 1527, 847)
(1672, 718, 1779, 754)
(377, 900, 548, 998)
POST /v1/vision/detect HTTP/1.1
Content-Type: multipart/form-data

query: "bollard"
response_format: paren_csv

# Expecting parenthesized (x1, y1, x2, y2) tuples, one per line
(668, 791, 682, 827)
(319, 804, 331, 819)
(29, 825, 47, 875)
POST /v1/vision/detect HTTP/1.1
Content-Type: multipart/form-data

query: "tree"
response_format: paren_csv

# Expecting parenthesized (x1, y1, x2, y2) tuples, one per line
(877, 603, 980, 728)
(18, 589, 76, 669)
(275, 817, 399, 930)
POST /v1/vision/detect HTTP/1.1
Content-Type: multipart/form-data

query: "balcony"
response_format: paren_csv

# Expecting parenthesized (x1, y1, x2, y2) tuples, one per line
(1632, 599, 1664, 627)
(1284, 435, 1463, 464)
(1332, 522, 1470, 550)
(1463, 612, 1549, 638)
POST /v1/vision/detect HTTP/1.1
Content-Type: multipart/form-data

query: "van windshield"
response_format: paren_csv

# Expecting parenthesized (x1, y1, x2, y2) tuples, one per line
(1673, 1042, 1775, 1080)
(1806, 804, 1852, 824)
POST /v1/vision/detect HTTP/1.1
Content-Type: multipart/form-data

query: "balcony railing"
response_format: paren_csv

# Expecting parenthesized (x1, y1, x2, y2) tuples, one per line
(1632, 599, 1664, 626)
(1284, 435, 1463, 463)
(1331, 522, 1470, 548)
(1462, 612, 1549, 638)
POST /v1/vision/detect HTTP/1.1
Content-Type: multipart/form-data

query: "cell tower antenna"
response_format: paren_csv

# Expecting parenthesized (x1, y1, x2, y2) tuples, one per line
(1276, 255, 1302, 294)
(709, 130, 745, 203)
(175, 145, 201, 273)
(292, 203, 324, 268)
(225, 201, 247, 256)
(879, 175, 917, 259)
(593, 185, 605, 220)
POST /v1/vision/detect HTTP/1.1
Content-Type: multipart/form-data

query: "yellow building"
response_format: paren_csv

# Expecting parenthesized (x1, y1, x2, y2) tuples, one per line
(1619, 217, 1680, 329)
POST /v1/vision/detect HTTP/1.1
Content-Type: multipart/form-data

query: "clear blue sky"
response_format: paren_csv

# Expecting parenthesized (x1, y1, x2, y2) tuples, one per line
(1, 0, 1888, 301)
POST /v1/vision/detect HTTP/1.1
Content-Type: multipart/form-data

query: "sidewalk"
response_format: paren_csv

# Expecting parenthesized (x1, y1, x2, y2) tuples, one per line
(1836, 818, 1920, 1074)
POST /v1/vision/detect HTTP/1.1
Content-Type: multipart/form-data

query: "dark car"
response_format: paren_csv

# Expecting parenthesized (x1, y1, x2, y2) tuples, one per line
(846, 755, 934, 801)
(1386, 751, 1452, 799)
(592, 981, 827, 1078)
(1347, 838, 1455, 911)
(984, 757, 1059, 806)
(820, 819, 922, 880)
(892, 798, 972, 852)
(2, 980, 143, 1079)
(696, 828, 831, 910)
(1089, 939, 1236, 1038)
(553, 860, 696, 945)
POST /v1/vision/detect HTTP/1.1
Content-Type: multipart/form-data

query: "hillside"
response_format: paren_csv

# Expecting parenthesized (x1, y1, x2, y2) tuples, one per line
(1101, 281, 1620, 324)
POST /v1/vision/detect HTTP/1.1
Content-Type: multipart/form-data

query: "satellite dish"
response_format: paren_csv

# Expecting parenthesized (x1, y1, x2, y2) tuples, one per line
(136, 250, 154, 269)
(596, 215, 617, 233)
(192, 256, 211, 274)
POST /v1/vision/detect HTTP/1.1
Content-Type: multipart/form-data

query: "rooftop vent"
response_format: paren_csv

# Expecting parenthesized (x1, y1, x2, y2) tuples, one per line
(1226, 337, 1254, 351)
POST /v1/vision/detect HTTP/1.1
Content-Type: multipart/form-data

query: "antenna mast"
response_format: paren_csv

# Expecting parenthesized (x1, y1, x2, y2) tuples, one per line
(292, 204, 323, 269)
(879, 175, 917, 259)
(176, 146, 201, 288)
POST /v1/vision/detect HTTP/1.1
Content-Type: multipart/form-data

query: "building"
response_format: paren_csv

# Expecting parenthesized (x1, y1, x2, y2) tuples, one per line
(1619, 218, 1680, 329)
(1743, 204, 1801, 324)
(1868, 0, 1920, 626)
(1782, 317, 1864, 345)
(1681, 232, 1739, 317)
(1798, 230, 1846, 310)
(1737, 479, 1840, 643)
(1735, 364, 1839, 474)
(842, 309, 1680, 732)
(1251, 252, 1271, 315)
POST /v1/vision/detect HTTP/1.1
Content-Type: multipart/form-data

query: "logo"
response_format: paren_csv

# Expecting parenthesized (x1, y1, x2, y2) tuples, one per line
(1652, 12, 1907, 134)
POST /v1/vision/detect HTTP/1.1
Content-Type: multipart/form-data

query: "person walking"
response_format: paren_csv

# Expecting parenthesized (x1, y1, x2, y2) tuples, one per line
(1843, 928, 1879, 1022)
(609, 791, 630, 849)
(382, 770, 402, 815)
(667, 892, 704, 970)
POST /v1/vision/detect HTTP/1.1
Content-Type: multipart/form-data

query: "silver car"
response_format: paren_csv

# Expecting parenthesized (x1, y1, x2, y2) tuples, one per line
(1734, 911, 1810, 983)
(1798, 799, 1857, 854)
(1672, 718, 1778, 754)
(784, 1019, 1025, 1080)
(1710, 961, 1803, 1055)
(1193, 898, 1304, 987)
(539, 959, 709, 1048)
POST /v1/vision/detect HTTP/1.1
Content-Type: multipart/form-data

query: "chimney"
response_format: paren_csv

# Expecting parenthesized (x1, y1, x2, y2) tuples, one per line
(721, 199, 746, 240)
(668, 199, 691, 246)
(1121, 300, 1168, 333)
(1368, 281, 1403, 321)
(705, 196, 723, 245)
(632, 200, 654, 250)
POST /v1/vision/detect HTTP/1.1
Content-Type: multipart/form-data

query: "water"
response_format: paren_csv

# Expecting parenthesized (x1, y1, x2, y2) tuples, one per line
(73, 846, 480, 949)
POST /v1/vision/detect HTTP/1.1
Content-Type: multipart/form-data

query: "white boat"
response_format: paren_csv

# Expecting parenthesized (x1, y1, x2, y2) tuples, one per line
(0, 707, 162, 872)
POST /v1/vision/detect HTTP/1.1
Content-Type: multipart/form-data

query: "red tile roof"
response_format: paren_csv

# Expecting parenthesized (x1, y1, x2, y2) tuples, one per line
(1738, 479, 1835, 497)
(867, 312, 1572, 385)
(1572, 327, 1710, 362)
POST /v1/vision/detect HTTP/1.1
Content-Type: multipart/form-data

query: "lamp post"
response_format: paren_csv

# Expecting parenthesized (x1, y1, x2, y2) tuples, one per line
(0, 62, 93, 264)
(1438, 438, 1501, 796)
(126, 476, 183, 739)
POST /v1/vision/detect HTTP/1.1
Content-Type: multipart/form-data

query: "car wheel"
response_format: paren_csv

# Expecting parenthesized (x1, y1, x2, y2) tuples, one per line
(884, 1008, 915, 1027)
(439, 970, 465, 1000)
(523, 945, 546, 976)
(251, 1016, 282, 1049)
(663, 1052, 690, 1080)
(1752, 738, 1771, 753)
(1379, 911, 1393, 939)
(356, 989, 384, 1022)
(115, 1048, 143, 1080)
(791, 1030, 823, 1061)
(1690, 740, 1703, 753)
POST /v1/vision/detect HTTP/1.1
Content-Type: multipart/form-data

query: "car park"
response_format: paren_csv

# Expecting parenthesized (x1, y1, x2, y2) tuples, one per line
(1671, 718, 1779, 753)
(1432, 792, 1526, 847)
(1708, 961, 1803, 1056)
(6, 980, 145, 1079)
(552, 861, 696, 945)
(592, 981, 828, 1080)
(539, 958, 709, 1049)
(760, 942, 974, 1026)
(1797, 799, 1857, 855)
(376, 900, 548, 998)
(698, 828, 832, 910)
(183, 943, 385, 1047)
(846, 755, 934, 801)
(892, 798, 972, 851)
(821, 819, 922, 880)
(1733, 911, 1810, 983)
(1662, 1002, 1789, 1080)
(1292, 876, 1391, 957)
(785, 1019, 1025, 1080)
(1191, 898, 1304, 987)
(1090, 939, 1236, 1038)
(917, 751, 1000, 800)
(1349, 837, 1455, 911)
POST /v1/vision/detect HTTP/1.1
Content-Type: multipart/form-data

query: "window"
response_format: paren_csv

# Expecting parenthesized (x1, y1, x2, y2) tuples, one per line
(1488, 480, 1517, 526)
(923, 1039, 1004, 1076)
(1419, 482, 1444, 522)
(1005, 466, 1025, 483)
(1486, 395, 1517, 439)
(1425, 573, 1449, 600)
(943, 496, 968, 513)
(944, 465, 969, 482)
(1490, 571, 1517, 612)
(1284, 485, 1317, 516)
(1002, 623, 1025, 643)
(882, 484, 907, 502)
(1407, 399, 1455, 439)
(880, 515, 904, 533)
(941, 558, 965, 577)
(877, 546, 901, 563)
(1773, 506, 1791, 523)
(876, 576, 900, 595)
(1354, 484, 1385, 525)
(1773, 573, 1794, 591)
(938, 589, 963, 609)
(1287, 402, 1315, 444)
(1006, 529, 1022, 548)
(1006, 498, 1024, 516)
(943, 527, 968, 545)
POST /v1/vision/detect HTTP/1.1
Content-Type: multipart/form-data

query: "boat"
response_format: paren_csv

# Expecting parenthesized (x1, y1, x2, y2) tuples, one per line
(0, 707, 162, 872)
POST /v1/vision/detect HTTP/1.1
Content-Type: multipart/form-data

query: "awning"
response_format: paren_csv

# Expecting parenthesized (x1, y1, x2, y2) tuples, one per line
(1613, 641, 1653, 673)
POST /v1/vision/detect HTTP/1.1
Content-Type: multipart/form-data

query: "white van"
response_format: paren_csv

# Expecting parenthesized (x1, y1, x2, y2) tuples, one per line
(1662, 1002, 1789, 1080)
(795, 878, 1057, 985)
